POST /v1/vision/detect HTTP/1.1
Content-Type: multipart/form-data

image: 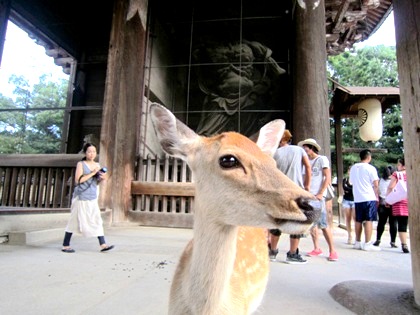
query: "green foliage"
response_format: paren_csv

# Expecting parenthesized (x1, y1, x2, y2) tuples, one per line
(328, 45, 398, 87)
(0, 74, 68, 154)
(328, 45, 402, 173)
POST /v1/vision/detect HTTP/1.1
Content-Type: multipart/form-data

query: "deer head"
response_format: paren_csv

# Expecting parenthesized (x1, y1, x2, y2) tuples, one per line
(150, 103, 319, 234)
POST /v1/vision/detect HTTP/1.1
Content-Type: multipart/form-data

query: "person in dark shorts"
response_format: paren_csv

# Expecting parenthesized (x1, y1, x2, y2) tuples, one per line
(349, 149, 380, 252)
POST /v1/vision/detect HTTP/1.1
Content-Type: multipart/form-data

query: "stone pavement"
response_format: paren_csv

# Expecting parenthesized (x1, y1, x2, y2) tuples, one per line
(0, 224, 416, 315)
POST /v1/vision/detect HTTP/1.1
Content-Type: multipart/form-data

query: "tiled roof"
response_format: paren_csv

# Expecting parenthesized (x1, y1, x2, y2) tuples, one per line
(329, 80, 400, 117)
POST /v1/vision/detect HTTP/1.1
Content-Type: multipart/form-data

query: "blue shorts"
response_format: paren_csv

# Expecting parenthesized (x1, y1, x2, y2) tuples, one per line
(355, 201, 378, 222)
(342, 199, 355, 209)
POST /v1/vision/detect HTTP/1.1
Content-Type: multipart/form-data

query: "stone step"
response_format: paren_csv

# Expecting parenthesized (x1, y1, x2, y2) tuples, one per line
(8, 228, 64, 245)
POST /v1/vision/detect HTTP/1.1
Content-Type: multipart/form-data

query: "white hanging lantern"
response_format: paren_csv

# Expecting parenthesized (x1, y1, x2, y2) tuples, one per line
(358, 98, 383, 142)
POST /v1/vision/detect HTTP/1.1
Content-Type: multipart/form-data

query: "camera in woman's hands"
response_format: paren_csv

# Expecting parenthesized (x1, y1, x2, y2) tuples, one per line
(95, 167, 107, 179)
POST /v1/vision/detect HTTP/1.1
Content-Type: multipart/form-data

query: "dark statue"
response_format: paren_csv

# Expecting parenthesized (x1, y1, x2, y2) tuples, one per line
(193, 40, 285, 137)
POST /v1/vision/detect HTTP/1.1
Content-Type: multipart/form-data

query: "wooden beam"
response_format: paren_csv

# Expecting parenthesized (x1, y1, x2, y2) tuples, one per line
(0, 154, 83, 167)
(0, 207, 70, 214)
(128, 211, 193, 228)
(332, 0, 350, 34)
(131, 181, 195, 197)
(342, 148, 388, 153)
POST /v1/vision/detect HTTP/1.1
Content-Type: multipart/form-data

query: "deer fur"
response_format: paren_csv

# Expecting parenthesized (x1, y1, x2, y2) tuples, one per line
(150, 103, 319, 315)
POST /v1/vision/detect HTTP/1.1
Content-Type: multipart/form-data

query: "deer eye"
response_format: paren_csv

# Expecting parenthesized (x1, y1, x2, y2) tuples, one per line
(219, 155, 241, 169)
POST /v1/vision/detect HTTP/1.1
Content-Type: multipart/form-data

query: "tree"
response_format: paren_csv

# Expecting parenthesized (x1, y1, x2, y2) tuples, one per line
(328, 45, 399, 87)
(0, 94, 23, 153)
(0, 74, 68, 154)
(27, 75, 67, 153)
(328, 45, 402, 171)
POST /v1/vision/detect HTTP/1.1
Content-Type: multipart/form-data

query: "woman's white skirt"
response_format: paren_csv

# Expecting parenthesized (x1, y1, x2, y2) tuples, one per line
(65, 196, 104, 237)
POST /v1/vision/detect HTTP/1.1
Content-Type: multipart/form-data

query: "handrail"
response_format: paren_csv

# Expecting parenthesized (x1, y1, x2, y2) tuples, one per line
(0, 154, 83, 167)
(131, 181, 195, 197)
(0, 154, 81, 209)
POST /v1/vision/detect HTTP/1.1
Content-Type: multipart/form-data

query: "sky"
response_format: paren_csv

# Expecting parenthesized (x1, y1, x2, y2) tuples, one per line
(354, 11, 395, 48)
(0, 12, 396, 99)
(0, 22, 70, 98)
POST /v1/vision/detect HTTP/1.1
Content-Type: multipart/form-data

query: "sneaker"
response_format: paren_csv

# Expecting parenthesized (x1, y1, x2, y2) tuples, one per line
(353, 241, 362, 250)
(328, 251, 339, 261)
(363, 242, 381, 251)
(269, 249, 278, 261)
(285, 249, 307, 264)
(373, 240, 381, 246)
(307, 248, 323, 257)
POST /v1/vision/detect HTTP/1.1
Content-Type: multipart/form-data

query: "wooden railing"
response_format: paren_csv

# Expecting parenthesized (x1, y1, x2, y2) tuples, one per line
(0, 154, 82, 213)
(132, 155, 194, 214)
(0, 154, 195, 227)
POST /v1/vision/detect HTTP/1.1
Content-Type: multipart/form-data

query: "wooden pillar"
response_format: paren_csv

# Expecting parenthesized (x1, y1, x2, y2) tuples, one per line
(393, 0, 420, 306)
(0, 0, 11, 65)
(292, 0, 332, 223)
(292, 0, 330, 160)
(99, 0, 148, 223)
(334, 108, 345, 227)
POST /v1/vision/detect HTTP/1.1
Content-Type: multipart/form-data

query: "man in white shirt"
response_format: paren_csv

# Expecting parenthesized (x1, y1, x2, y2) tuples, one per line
(349, 149, 380, 251)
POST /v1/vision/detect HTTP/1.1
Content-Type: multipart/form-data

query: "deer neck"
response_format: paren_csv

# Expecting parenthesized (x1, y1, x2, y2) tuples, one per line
(189, 203, 239, 313)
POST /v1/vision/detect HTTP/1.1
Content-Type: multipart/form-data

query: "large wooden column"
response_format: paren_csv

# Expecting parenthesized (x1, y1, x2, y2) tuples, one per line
(292, 0, 330, 159)
(99, 0, 148, 223)
(393, 0, 420, 306)
(292, 1, 332, 224)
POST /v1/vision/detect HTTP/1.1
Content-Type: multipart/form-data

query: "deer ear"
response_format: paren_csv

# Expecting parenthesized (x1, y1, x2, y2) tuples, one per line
(256, 119, 285, 156)
(150, 103, 198, 160)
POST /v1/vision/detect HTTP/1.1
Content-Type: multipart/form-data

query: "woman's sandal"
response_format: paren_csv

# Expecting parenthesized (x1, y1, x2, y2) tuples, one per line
(100, 245, 114, 252)
(402, 244, 410, 253)
(390, 242, 398, 248)
(61, 248, 75, 253)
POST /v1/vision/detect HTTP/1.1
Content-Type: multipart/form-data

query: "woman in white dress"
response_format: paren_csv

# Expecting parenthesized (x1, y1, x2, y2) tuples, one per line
(61, 143, 114, 253)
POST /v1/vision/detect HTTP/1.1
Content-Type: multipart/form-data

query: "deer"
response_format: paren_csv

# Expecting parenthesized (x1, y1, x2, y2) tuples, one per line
(149, 103, 320, 315)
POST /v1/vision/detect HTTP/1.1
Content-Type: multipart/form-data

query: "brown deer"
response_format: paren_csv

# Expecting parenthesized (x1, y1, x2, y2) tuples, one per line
(150, 103, 319, 315)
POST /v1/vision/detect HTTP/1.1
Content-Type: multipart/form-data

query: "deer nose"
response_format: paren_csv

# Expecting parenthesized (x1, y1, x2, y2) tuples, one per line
(295, 197, 321, 223)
